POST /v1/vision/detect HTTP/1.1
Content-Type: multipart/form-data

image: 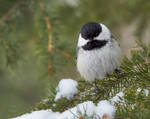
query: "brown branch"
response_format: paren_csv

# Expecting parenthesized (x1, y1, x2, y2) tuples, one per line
(0, 1, 20, 24)
(39, 0, 71, 78)
(46, 16, 53, 77)
(39, 1, 53, 78)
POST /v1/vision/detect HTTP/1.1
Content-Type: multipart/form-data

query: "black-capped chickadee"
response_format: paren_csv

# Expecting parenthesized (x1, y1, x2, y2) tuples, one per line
(76, 22, 122, 90)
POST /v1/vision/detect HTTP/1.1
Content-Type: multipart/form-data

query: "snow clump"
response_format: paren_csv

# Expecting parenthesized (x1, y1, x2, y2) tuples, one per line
(55, 78, 78, 101)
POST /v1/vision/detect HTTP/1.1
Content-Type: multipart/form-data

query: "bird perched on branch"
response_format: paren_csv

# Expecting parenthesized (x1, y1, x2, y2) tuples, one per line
(76, 22, 122, 90)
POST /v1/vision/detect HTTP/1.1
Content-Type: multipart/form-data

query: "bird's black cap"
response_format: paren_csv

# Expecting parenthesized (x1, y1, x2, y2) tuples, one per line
(80, 22, 102, 40)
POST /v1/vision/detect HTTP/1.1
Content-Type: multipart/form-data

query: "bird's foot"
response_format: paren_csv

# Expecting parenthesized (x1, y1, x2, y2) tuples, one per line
(115, 69, 123, 75)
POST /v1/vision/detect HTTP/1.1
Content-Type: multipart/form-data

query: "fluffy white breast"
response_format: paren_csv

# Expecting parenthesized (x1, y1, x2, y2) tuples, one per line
(77, 40, 122, 83)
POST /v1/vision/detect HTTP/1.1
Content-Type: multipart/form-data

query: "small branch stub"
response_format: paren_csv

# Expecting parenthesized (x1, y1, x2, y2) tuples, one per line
(78, 117, 83, 119)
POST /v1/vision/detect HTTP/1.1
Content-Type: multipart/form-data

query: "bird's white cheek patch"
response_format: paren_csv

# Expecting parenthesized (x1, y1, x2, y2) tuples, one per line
(77, 34, 88, 47)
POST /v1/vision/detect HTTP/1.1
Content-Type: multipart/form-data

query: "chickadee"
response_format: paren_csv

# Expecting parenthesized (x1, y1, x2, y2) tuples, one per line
(76, 22, 122, 90)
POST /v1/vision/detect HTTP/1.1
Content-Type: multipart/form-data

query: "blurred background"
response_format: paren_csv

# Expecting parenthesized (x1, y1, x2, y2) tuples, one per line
(0, 0, 150, 118)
